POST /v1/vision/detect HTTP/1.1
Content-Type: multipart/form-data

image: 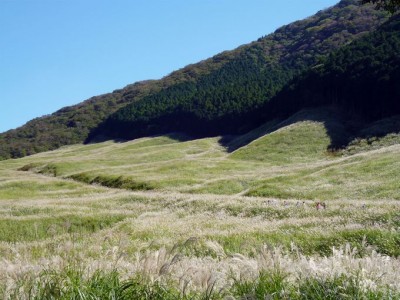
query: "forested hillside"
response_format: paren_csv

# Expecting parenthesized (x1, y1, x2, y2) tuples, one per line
(0, 0, 386, 159)
(0, 59, 231, 160)
(92, 0, 387, 140)
(255, 13, 400, 144)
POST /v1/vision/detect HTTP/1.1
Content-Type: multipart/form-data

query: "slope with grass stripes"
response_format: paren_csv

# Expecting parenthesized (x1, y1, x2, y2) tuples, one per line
(1, 107, 398, 200)
(1, 107, 400, 298)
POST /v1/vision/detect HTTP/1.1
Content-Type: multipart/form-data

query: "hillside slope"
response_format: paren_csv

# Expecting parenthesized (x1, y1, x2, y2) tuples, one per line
(104, 11, 400, 147)
(5, 110, 400, 200)
(94, 0, 387, 140)
(229, 108, 349, 163)
(1, 130, 400, 297)
(258, 13, 400, 130)
(0, 0, 387, 159)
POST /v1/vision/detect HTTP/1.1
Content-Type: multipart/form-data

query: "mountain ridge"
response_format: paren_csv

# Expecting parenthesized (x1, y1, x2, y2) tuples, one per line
(0, 0, 388, 159)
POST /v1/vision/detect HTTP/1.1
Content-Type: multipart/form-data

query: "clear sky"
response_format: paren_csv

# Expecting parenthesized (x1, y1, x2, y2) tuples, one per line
(0, 0, 338, 133)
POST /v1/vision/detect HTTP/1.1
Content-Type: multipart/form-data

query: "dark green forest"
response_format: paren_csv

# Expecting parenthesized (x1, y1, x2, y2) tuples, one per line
(0, 0, 390, 159)
(256, 14, 400, 130)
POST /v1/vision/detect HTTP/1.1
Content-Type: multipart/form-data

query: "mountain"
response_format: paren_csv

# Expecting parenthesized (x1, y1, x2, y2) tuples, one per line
(0, 0, 388, 160)
(91, 0, 388, 140)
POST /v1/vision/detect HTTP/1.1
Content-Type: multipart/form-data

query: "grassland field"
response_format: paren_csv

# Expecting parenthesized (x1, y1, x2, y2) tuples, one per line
(0, 109, 400, 299)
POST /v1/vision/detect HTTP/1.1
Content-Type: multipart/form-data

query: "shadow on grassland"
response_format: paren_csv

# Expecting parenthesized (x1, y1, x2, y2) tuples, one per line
(220, 106, 358, 153)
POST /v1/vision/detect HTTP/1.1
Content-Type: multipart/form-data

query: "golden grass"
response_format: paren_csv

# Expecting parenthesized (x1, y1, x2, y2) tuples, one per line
(0, 116, 400, 296)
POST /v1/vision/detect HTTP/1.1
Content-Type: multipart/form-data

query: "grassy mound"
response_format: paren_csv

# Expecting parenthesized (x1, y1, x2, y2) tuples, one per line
(230, 108, 350, 164)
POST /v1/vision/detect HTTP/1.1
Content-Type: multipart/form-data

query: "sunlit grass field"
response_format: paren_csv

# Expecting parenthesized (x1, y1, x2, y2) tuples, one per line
(1, 110, 399, 299)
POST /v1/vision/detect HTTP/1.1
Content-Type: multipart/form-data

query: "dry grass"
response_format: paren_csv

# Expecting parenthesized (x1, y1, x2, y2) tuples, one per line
(0, 117, 400, 297)
(0, 167, 399, 297)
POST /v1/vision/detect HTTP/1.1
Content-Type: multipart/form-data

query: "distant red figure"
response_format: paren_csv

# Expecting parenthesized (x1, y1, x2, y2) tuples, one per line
(316, 202, 326, 210)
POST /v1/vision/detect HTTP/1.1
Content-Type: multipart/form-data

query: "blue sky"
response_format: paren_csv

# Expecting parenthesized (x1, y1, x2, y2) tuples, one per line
(0, 0, 338, 133)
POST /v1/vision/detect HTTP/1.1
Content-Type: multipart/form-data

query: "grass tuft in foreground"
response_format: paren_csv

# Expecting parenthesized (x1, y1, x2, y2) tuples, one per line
(6, 266, 398, 300)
